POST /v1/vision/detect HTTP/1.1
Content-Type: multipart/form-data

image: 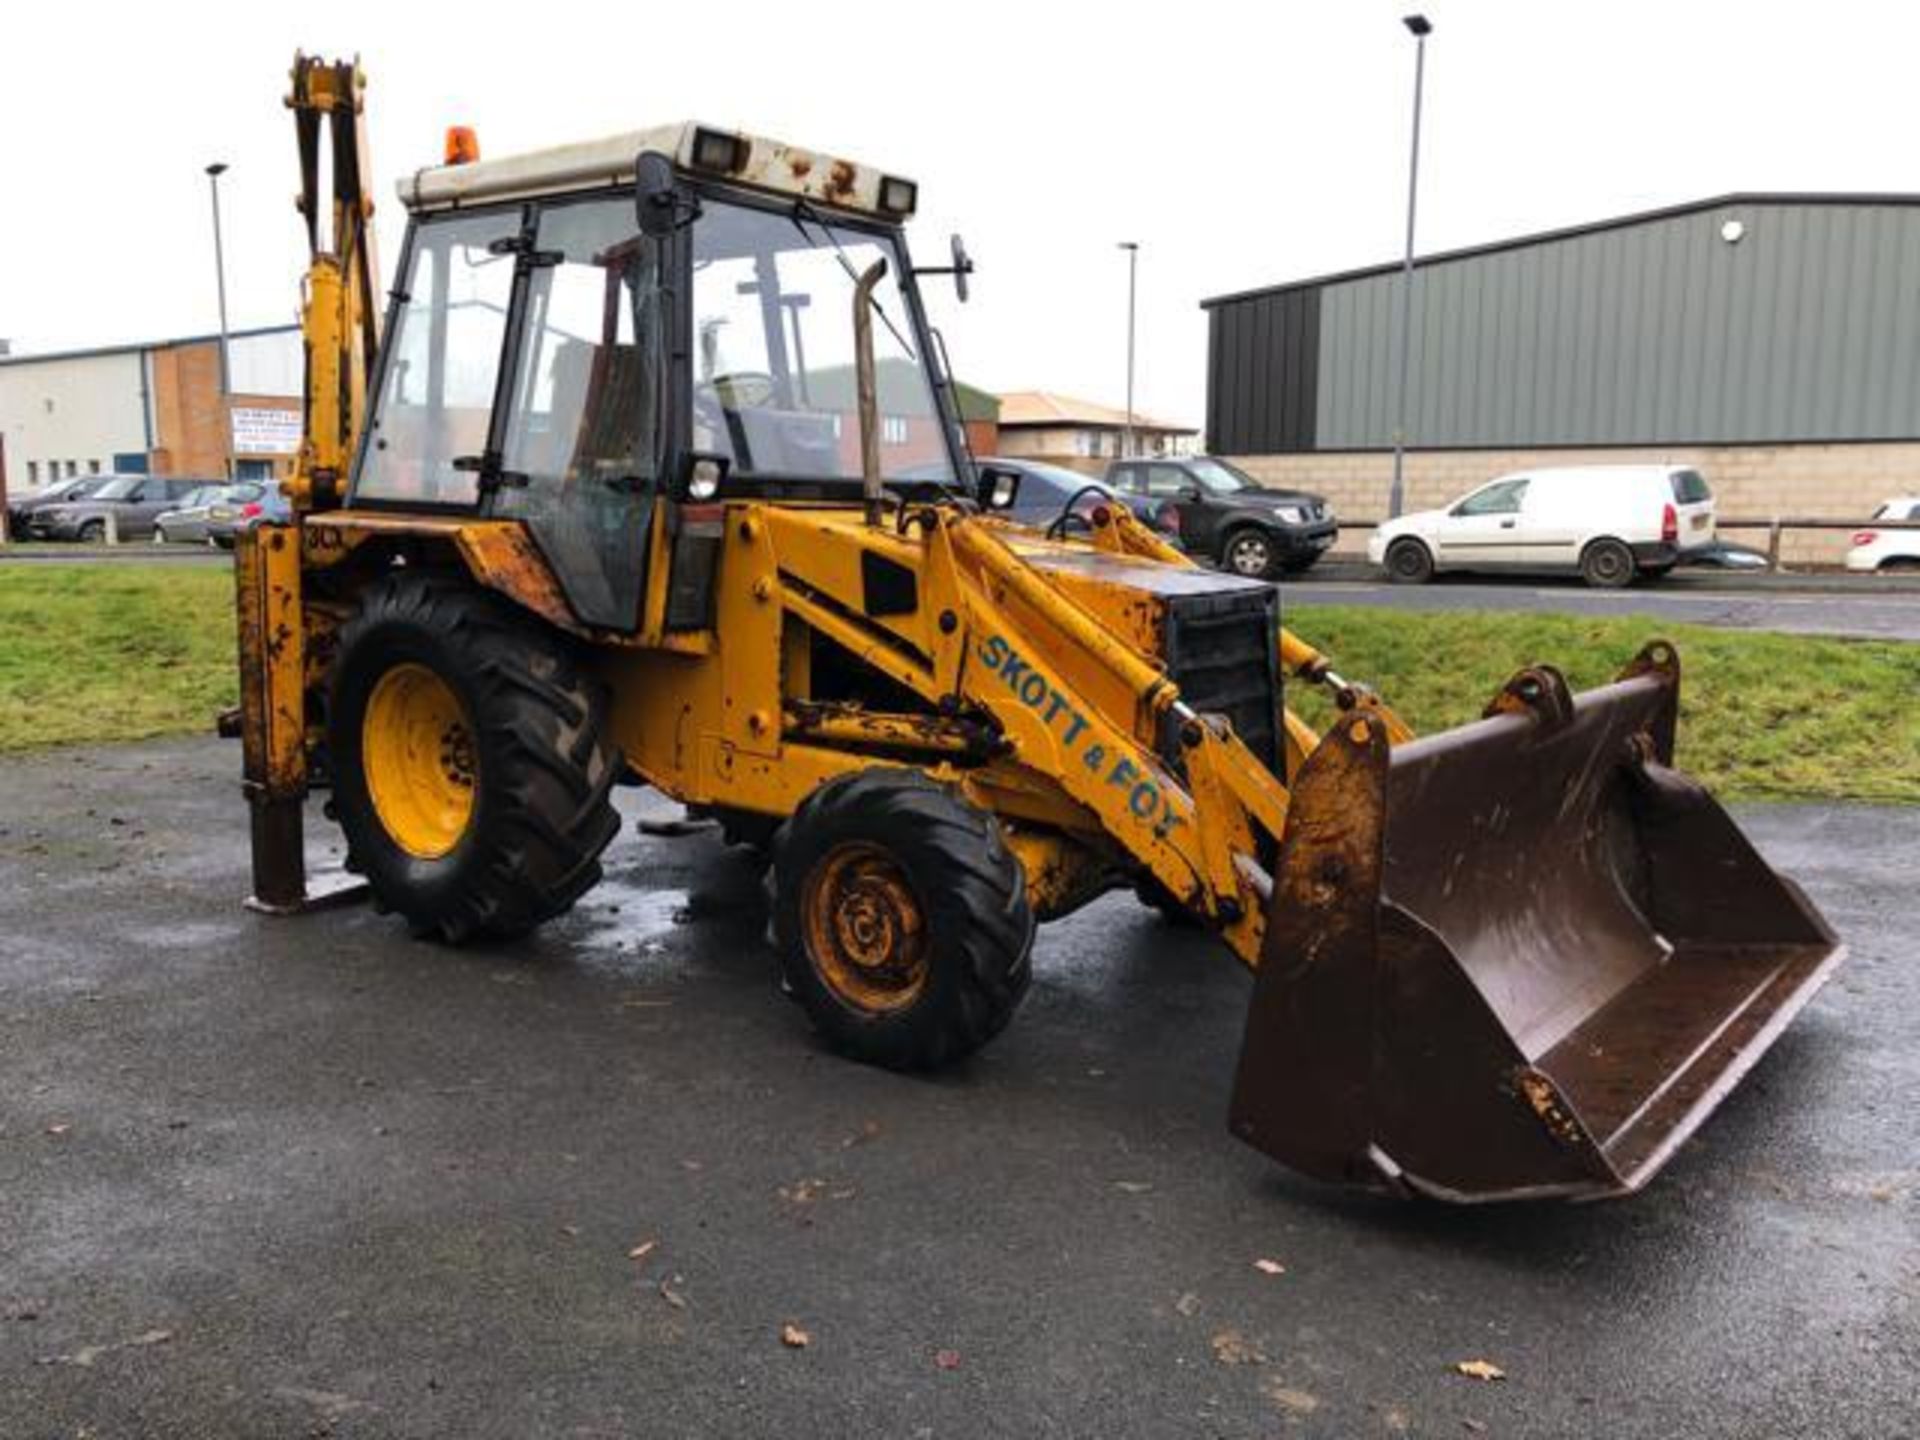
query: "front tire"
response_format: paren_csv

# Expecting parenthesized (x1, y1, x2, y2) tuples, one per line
(1384, 537, 1434, 584)
(1580, 537, 1637, 589)
(773, 770, 1033, 1070)
(1222, 527, 1282, 581)
(329, 574, 621, 943)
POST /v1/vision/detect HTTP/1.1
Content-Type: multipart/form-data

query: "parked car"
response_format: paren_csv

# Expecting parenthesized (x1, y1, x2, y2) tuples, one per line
(1367, 464, 1717, 588)
(979, 457, 1119, 533)
(1845, 497, 1920, 573)
(208, 482, 293, 547)
(154, 484, 247, 545)
(6, 474, 113, 535)
(25, 475, 212, 543)
(1104, 456, 1337, 579)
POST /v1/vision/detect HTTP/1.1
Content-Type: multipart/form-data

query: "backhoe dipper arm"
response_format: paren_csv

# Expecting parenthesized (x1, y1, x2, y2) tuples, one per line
(287, 53, 382, 512)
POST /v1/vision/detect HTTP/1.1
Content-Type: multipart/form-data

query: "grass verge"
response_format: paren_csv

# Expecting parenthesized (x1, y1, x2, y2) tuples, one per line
(1288, 604, 1920, 803)
(0, 565, 238, 750)
(0, 567, 1913, 802)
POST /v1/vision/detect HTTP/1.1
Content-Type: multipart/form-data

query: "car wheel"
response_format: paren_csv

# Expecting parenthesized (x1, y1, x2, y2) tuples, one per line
(1879, 557, 1920, 573)
(1580, 538, 1637, 589)
(1384, 537, 1434, 584)
(1222, 528, 1281, 580)
(77, 520, 106, 544)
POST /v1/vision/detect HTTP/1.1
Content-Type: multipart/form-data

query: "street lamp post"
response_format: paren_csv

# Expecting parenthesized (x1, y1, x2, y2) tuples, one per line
(1388, 14, 1431, 520)
(1118, 241, 1139, 459)
(205, 161, 234, 481)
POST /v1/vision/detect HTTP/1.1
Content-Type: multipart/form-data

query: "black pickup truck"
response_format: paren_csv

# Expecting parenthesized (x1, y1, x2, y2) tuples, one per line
(1104, 457, 1337, 580)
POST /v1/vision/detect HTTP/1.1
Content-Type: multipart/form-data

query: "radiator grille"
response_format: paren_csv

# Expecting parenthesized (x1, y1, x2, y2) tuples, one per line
(1160, 586, 1282, 777)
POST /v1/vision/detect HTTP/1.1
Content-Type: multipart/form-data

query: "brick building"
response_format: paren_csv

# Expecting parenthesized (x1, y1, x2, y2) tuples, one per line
(0, 325, 302, 497)
(1203, 194, 1920, 561)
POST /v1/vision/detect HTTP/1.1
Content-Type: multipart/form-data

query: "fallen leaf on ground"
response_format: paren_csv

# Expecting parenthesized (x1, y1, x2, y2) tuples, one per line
(1382, 1403, 1411, 1433)
(1453, 1359, 1507, 1382)
(1210, 1329, 1265, 1366)
(1261, 1379, 1319, 1415)
(1462, 1420, 1487, 1433)
(559, 1225, 580, 1238)
(658, 1276, 687, 1309)
(781, 1323, 810, 1349)
(1114, 1181, 1153, 1194)
(780, 1178, 828, 1205)
(627, 1240, 658, 1261)
(934, 1349, 961, 1370)
(129, 1330, 172, 1347)
(842, 1120, 882, 1148)
(1174, 1292, 1201, 1317)
(44, 1124, 69, 1137)
(1253, 1258, 1287, 1276)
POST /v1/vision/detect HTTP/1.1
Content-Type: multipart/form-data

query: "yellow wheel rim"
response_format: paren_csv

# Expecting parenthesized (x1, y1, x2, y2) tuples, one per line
(802, 842, 930, 1014)
(362, 662, 477, 859)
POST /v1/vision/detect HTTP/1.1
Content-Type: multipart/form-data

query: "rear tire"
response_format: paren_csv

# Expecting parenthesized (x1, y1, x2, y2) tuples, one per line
(773, 769, 1033, 1070)
(1384, 537, 1434, 584)
(1222, 527, 1282, 581)
(78, 520, 105, 544)
(329, 574, 621, 943)
(1580, 537, 1637, 589)
(1881, 557, 1920, 573)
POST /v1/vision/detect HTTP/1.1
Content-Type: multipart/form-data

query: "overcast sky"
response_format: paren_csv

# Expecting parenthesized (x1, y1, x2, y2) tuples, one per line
(4, 1, 1915, 426)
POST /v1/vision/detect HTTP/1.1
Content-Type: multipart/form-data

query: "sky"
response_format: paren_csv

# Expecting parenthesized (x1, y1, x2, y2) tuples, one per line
(3, 0, 1917, 429)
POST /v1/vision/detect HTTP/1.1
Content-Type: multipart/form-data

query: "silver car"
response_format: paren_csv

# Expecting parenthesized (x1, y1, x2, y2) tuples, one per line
(155, 483, 256, 545)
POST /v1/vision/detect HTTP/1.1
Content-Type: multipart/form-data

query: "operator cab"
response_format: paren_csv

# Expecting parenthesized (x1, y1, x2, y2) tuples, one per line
(347, 124, 974, 632)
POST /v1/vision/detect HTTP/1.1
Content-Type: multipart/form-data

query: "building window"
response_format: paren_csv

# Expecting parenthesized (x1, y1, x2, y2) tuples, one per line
(88, 459, 102, 474)
(26, 461, 38, 485)
(880, 416, 908, 446)
(65, 460, 78, 478)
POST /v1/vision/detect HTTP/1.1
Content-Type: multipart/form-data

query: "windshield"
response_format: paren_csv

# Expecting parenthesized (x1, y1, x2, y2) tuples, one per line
(690, 198, 953, 484)
(1185, 458, 1256, 494)
(93, 477, 140, 501)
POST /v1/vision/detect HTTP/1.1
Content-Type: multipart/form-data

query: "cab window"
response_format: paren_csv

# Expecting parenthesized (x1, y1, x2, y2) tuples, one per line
(1453, 478, 1529, 516)
(355, 210, 520, 506)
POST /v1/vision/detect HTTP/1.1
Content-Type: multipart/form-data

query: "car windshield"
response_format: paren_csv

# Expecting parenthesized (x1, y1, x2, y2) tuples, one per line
(690, 199, 954, 485)
(179, 487, 219, 508)
(1185, 458, 1257, 494)
(93, 477, 141, 501)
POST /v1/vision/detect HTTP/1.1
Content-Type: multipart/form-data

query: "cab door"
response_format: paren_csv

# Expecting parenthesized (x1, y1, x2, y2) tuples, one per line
(489, 197, 668, 632)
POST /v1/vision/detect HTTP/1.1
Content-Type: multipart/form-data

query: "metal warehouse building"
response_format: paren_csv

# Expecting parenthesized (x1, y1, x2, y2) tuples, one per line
(1203, 194, 1920, 560)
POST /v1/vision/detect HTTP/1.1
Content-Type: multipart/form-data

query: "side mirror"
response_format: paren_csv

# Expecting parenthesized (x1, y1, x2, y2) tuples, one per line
(976, 463, 1021, 511)
(635, 151, 684, 238)
(1180, 482, 1203, 502)
(950, 234, 973, 304)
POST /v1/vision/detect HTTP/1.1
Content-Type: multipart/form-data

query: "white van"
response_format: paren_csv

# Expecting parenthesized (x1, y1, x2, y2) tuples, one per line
(1367, 465, 1717, 588)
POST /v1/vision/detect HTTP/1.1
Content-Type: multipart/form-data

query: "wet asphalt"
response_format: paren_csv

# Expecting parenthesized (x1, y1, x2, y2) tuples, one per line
(1, 737, 1914, 1439)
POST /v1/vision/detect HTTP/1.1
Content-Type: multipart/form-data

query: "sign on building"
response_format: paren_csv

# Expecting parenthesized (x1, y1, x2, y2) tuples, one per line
(231, 406, 301, 456)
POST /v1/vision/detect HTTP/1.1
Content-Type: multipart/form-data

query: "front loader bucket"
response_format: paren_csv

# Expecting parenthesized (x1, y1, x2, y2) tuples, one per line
(1230, 644, 1841, 1202)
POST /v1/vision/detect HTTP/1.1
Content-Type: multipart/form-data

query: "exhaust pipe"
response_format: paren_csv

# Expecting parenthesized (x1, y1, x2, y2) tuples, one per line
(852, 257, 888, 526)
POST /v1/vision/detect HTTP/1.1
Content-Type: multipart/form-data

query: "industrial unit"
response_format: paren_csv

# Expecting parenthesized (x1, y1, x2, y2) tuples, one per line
(0, 325, 302, 494)
(1203, 193, 1920, 556)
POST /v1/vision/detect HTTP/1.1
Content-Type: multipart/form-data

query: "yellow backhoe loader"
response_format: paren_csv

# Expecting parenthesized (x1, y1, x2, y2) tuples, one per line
(238, 58, 1841, 1202)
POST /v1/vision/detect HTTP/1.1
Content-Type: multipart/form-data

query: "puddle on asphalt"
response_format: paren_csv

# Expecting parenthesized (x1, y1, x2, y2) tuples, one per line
(565, 868, 771, 983)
